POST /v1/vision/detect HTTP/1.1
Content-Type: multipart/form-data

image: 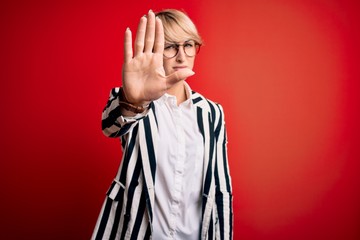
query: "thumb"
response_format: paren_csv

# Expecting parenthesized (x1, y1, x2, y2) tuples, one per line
(165, 68, 195, 87)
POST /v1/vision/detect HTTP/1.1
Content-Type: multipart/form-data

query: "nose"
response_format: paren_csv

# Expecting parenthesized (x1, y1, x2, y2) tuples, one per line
(176, 46, 186, 62)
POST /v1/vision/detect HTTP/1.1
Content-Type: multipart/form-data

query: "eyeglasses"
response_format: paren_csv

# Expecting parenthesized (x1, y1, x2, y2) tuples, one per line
(163, 40, 201, 59)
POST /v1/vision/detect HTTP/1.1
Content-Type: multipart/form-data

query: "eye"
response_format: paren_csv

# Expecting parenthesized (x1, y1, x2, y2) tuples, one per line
(164, 44, 177, 50)
(184, 42, 194, 48)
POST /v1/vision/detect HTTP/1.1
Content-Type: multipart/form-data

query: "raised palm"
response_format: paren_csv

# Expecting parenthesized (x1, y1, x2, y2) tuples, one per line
(122, 10, 194, 106)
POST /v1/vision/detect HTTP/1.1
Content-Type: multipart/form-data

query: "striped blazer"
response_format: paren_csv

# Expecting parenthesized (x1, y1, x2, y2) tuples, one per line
(92, 88, 233, 240)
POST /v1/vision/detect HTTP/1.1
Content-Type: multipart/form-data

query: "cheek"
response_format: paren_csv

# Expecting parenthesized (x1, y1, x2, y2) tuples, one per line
(189, 58, 195, 69)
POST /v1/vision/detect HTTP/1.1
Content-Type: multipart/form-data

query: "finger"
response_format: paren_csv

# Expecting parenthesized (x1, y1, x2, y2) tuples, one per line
(124, 28, 133, 63)
(153, 16, 164, 54)
(134, 16, 147, 56)
(144, 10, 156, 53)
(165, 68, 195, 88)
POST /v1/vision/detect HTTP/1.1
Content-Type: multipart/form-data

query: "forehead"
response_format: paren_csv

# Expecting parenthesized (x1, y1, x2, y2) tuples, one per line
(164, 24, 193, 43)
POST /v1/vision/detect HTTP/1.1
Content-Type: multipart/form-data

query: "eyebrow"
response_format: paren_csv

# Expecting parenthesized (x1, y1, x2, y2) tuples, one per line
(165, 40, 195, 45)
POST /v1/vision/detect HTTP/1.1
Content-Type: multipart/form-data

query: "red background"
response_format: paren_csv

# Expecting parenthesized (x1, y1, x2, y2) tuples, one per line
(1, 0, 359, 239)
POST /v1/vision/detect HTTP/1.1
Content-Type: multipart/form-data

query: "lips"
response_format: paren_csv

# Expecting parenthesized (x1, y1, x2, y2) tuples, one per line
(173, 66, 187, 71)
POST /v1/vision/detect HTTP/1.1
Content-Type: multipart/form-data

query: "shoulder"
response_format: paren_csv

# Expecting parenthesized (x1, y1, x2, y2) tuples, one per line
(191, 90, 223, 111)
(191, 90, 225, 125)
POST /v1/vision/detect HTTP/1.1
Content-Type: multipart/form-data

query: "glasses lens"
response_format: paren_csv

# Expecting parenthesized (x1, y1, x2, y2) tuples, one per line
(164, 44, 177, 58)
(183, 41, 197, 57)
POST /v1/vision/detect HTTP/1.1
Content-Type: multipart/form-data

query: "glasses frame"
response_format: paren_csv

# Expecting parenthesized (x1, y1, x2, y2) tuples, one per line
(163, 40, 201, 59)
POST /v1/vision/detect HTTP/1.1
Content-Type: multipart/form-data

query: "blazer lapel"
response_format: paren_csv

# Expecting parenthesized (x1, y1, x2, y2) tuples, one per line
(138, 103, 158, 223)
(192, 91, 217, 238)
(192, 92, 215, 197)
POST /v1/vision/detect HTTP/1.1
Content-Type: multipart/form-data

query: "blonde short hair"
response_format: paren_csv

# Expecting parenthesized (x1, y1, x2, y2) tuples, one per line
(156, 9, 203, 45)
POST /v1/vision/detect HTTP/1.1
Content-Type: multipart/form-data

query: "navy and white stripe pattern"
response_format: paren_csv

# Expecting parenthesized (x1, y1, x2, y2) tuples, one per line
(93, 88, 233, 240)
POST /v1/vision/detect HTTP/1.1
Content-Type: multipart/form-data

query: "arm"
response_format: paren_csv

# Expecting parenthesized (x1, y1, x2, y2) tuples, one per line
(214, 104, 233, 240)
(101, 87, 149, 138)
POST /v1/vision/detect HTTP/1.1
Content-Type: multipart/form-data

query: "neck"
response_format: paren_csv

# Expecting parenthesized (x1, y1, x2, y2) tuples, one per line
(166, 80, 187, 105)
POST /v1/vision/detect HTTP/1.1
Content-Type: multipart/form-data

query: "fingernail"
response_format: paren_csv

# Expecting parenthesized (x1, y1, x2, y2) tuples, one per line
(149, 9, 153, 13)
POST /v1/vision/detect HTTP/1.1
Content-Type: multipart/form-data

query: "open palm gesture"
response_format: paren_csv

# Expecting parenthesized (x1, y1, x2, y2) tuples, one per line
(121, 10, 194, 106)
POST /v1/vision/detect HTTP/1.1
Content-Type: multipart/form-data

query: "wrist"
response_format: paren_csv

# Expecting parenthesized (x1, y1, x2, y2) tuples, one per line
(119, 87, 149, 113)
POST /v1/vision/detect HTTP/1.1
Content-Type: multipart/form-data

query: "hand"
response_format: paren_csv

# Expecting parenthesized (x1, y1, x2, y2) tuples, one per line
(121, 10, 194, 106)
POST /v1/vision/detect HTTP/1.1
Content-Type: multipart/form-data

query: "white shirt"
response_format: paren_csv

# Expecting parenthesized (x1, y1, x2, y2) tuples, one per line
(152, 83, 204, 240)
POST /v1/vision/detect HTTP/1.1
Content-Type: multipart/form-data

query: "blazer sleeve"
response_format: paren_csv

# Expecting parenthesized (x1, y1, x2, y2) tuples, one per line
(214, 103, 233, 240)
(101, 87, 148, 138)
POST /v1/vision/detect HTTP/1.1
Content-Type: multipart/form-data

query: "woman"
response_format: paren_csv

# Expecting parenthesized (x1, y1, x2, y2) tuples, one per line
(92, 9, 233, 240)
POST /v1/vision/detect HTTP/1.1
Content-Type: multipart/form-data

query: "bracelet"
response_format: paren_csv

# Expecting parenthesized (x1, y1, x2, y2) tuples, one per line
(118, 87, 148, 114)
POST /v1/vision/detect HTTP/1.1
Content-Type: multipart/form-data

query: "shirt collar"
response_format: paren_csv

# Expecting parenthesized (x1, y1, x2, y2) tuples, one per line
(157, 82, 193, 108)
